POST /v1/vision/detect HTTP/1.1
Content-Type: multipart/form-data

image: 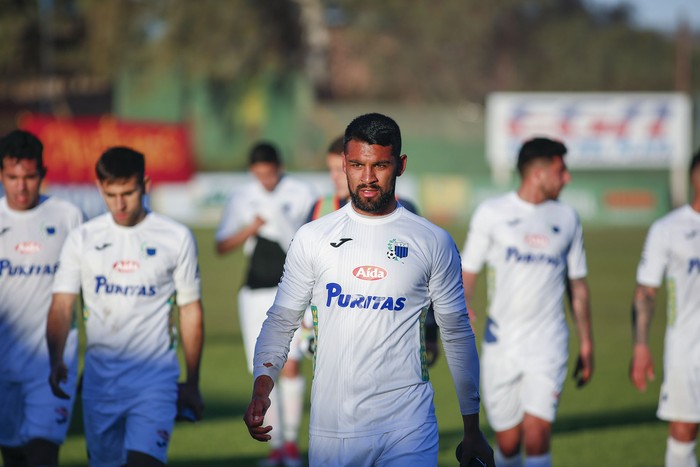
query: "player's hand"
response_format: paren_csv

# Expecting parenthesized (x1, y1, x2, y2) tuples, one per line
(243, 375, 274, 442)
(457, 433, 495, 467)
(177, 382, 205, 421)
(48, 361, 70, 399)
(573, 344, 594, 387)
(630, 344, 655, 392)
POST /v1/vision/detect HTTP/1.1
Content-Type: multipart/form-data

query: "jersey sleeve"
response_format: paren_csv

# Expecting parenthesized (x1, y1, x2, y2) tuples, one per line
(430, 229, 481, 415)
(52, 229, 83, 295)
(252, 226, 314, 381)
(173, 227, 201, 306)
(636, 219, 667, 287)
(566, 212, 588, 280)
(215, 192, 244, 242)
(461, 203, 492, 273)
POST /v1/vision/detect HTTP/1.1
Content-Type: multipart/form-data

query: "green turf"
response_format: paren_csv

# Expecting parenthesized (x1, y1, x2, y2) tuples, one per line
(47, 225, 684, 466)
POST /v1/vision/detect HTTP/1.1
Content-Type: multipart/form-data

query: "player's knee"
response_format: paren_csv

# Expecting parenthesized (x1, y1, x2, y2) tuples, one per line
(669, 422, 699, 443)
(522, 417, 551, 455)
(495, 428, 522, 457)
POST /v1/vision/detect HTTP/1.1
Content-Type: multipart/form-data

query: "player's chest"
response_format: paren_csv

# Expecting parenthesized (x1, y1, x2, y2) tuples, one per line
(82, 234, 176, 280)
(492, 213, 571, 255)
(0, 217, 70, 262)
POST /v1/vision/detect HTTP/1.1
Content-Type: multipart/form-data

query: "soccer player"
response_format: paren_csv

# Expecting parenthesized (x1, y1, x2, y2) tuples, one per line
(0, 129, 83, 467)
(244, 113, 494, 467)
(630, 150, 700, 467)
(216, 142, 316, 466)
(461, 137, 593, 467)
(46, 147, 204, 466)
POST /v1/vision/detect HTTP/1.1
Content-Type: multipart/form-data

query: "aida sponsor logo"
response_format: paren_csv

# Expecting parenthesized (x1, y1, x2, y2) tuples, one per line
(113, 260, 140, 273)
(15, 241, 42, 255)
(505, 246, 561, 266)
(524, 234, 549, 248)
(325, 282, 405, 311)
(352, 265, 387, 281)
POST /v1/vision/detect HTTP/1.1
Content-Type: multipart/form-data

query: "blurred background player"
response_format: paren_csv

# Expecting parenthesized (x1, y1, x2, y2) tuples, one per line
(0, 129, 83, 467)
(305, 135, 439, 365)
(244, 112, 494, 466)
(630, 150, 700, 467)
(46, 147, 205, 466)
(216, 142, 316, 467)
(461, 137, 594, 467)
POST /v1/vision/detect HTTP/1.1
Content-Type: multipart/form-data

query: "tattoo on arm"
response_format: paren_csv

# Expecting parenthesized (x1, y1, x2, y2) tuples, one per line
(632, 285, 656, 345)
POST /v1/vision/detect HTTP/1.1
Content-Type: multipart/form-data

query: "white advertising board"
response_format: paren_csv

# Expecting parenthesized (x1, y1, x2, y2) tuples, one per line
(487, 92, 692, 172)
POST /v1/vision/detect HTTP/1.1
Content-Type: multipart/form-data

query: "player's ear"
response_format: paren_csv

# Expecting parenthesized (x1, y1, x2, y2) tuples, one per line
(143, 176, 152, 195)
(395, 154, 407, 177)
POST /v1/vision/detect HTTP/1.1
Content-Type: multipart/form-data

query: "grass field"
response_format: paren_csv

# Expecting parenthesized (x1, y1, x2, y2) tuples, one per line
(47, 225, 682, 467)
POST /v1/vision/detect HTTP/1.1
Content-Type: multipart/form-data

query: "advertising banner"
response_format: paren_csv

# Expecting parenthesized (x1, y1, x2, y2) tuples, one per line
(19, 113, 196, 183)
(487, 92, 692, 171)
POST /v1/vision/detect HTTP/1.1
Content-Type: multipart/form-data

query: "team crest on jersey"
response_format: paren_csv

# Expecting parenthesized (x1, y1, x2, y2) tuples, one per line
(353, 265, 387, 281)
(55, 407, 69, 424)
(156, 430, 170, 448)
(15, 241, 42, 255)
(113, 260, 140, 273)
(42, 223, 56, 236)
(141, 242, 157, 257)
(386, 239, 409, 262)
(524, 234, 549, 248)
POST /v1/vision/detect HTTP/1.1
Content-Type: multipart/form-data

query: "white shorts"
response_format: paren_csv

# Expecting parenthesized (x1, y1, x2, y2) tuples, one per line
(0, 334, 78, 447)
(657, 365, 700, 422)
(238, 286, 304, 373)
(309, 421, 438, 467)
(82, 385, 177, 466)
(481, 349, 567, 432)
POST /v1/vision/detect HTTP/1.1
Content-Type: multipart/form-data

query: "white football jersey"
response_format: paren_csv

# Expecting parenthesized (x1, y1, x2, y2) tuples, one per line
(254, 204, 479, 437)
(636, 205, 700, 365)
(216, 174, 316, 254)
(52, 212, 201, 399)
(0, 195, 83, 382)
(461, 192, 587, 361)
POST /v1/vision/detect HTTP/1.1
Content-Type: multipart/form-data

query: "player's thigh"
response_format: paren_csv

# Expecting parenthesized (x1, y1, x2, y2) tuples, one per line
(238, 286, 277, 371)
(309, 423, 438, 467)
(376, 422, 438, 467)
(124, 385, 177, 464)
(481, 350, 523, 432)
(83, 397, 128, 467)
(658, 365, 700, 423)
(0, 381, 24, 447)
(21, 373, 77, 445)
(521, 363, 567, 424)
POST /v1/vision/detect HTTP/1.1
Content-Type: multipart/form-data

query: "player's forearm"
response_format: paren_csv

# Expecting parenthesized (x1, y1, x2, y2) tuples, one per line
(632, 284, 656, 346)
(569, 278, 593, 349)
(46, 294, 76, 365)
(462, 271, 479, 307)
(216, 219, 263, 255)
(179, 300, 205, 385)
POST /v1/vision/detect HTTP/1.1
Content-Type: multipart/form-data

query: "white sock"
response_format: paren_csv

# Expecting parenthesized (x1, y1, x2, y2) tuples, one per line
(496, 449, 523, 467)
(279, 375, 305, 443)
(264, 385, 283, 448)
(524, 453, 552, 467)
(666, 437, 697, 467)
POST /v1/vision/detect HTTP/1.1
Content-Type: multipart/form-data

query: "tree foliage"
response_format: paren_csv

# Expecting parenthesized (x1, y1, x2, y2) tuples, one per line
(0, 0, 696, 103)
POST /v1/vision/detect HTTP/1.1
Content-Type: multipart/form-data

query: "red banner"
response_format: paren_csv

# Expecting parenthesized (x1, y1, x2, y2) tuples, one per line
(19, 114, 196, 183)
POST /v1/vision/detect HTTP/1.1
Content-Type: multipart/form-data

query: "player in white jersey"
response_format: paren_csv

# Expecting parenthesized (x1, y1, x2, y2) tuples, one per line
(216, 141, 315, 467)
(244, 113, 495, 467)
(0, 130, 83, 467)
(46, 147, 204, 467)
(631, 151, 700, 467)
(461, 137, 593, 467)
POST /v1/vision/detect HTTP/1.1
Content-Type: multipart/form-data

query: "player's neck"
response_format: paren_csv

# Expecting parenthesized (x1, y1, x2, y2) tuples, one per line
(516, 184, 547, 205)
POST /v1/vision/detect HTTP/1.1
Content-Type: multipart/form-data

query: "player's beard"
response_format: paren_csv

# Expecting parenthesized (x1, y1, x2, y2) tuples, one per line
(350, 183, 396, 213)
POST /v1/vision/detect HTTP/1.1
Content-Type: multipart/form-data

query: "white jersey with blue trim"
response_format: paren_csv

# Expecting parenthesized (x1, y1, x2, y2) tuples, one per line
(216, 174, 316, 254)
(461, 191, 587, 361)
(0, 195, 83, 382)
(254, 203, 479, 437)
(52, 212, 201, 399)
(636, 204, 700, 366)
